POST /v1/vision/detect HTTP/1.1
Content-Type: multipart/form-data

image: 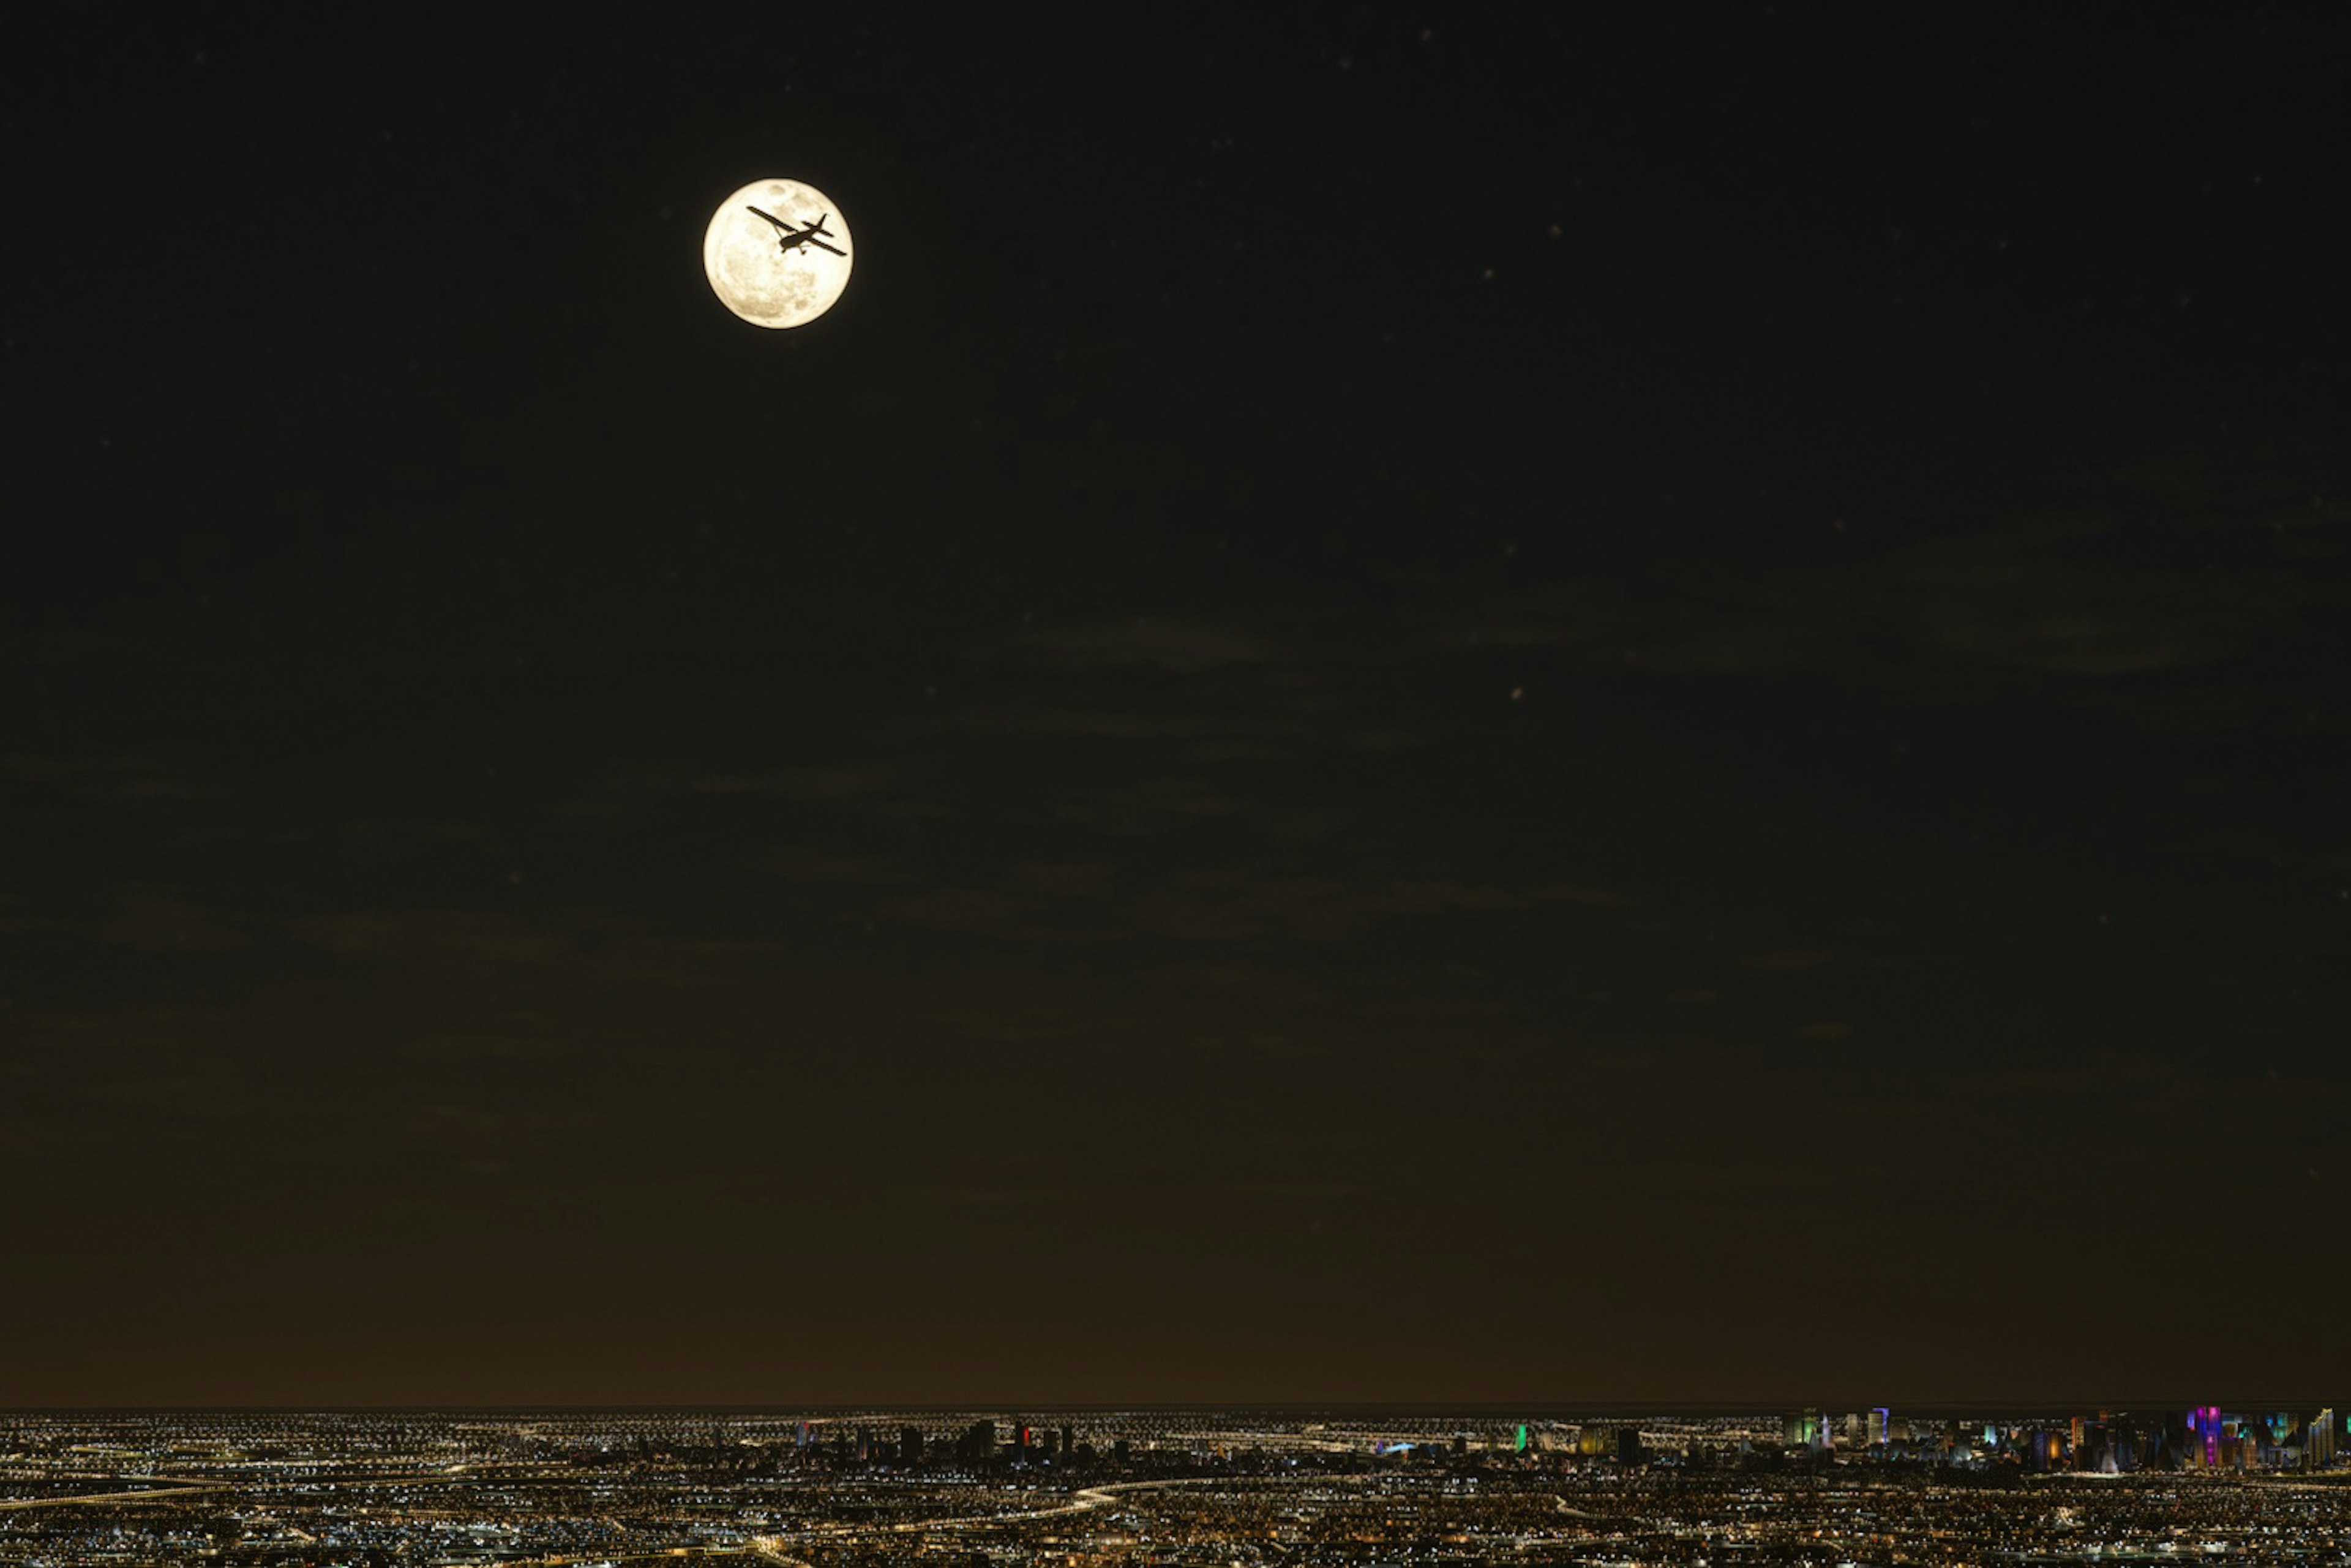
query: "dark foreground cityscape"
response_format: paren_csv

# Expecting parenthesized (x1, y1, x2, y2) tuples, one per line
(3, 1407, 2347, 1566)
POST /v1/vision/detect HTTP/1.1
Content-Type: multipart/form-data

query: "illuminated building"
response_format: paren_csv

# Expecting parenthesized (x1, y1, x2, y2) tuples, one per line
(1868, 1408, 1890, 1447)
(2311, 1409, 2338, 1469)
(2188, 1406, 2222, 1470)
(2071, 1419, 2114, 1472)
(1783, 1411, 1828, 1451)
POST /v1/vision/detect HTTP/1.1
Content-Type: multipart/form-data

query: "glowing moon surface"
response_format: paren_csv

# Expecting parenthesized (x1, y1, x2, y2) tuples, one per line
(702, 178, 854, 328)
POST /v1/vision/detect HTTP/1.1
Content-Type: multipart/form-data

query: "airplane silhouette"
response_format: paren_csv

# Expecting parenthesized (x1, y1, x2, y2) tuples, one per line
(746, 206, 846, 258)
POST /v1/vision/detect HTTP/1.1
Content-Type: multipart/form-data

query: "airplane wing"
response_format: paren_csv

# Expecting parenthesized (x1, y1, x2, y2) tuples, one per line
(744, 204, 795, 231)
(806, 238, 847, 257)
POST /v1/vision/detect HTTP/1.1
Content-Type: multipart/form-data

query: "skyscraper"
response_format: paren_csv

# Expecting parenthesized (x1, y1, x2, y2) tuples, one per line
(2188, 1406, 2222, 1470)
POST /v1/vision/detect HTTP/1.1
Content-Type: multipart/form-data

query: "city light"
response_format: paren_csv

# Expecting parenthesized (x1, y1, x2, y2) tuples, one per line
(1, 1405, 2345, 1564)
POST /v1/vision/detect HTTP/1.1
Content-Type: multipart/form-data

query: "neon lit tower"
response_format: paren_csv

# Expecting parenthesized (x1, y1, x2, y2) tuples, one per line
(2188, 1406, 2222, 1469)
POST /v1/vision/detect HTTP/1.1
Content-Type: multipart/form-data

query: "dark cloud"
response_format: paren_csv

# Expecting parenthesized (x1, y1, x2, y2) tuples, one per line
(1015, 617, 1282, 673)
(1437, 506, 2350, 694)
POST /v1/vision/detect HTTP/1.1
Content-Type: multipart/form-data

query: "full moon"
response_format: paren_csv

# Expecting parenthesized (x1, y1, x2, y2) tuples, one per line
(702, 178, 854, 329)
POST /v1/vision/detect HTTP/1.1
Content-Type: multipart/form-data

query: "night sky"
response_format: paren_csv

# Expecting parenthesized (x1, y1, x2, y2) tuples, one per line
(6, 7, 2349, 1408)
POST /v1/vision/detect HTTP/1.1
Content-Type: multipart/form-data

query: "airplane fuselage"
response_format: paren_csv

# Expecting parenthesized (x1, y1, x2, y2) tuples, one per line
(746, 206, 845, 259)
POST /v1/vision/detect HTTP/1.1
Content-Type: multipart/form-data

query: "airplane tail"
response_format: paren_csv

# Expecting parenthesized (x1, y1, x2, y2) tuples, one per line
(810, 213, 832, 235)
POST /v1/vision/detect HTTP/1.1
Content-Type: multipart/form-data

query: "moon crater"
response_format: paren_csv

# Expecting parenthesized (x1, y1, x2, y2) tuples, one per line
(703, 178, 853, 329)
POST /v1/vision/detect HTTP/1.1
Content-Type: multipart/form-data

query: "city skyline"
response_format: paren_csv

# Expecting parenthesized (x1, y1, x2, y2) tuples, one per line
(4, 1405, 2350, 1564)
